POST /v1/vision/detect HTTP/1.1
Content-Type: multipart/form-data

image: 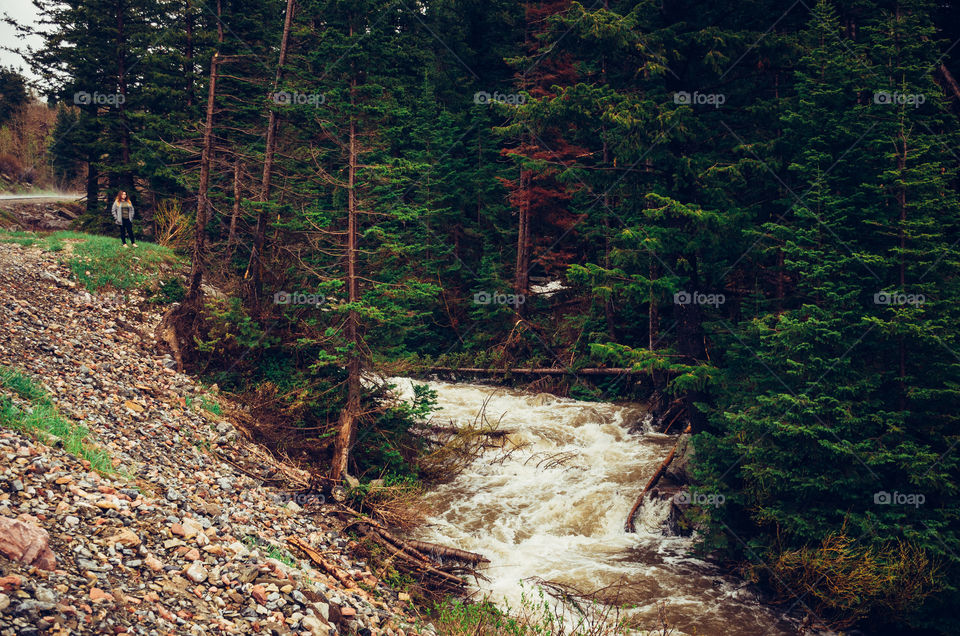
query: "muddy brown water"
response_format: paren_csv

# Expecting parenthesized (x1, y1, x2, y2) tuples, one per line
(391, 378, 800, 635)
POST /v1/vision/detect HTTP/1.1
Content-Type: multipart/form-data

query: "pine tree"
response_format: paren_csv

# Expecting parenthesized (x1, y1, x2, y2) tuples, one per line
(695, 1, 960, 629)
(0, 67, 28, 123)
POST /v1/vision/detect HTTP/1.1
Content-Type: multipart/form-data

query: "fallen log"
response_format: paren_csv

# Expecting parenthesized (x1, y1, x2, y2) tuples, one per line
(938, 64, 960, 102)
(352, 520, 488, 566)
(286, 536, 356, 588)
(402, 539, 489, 566)
(423, 366, 652, 376)
(625, 424, 692, 533)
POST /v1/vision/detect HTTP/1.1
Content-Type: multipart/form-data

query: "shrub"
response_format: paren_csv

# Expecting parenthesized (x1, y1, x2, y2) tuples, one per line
(0, 153, 23, 177)
(153, 198, 193, 249)
(765, 532, 940, 630)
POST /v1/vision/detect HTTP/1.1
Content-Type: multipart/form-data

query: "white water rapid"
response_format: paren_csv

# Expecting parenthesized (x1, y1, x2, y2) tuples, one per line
(390, 378, 798, 635)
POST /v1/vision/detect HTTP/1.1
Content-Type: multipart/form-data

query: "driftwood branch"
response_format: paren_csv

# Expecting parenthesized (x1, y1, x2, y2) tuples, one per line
(331, 508, 486, 597)
(287, 536, 355, 587)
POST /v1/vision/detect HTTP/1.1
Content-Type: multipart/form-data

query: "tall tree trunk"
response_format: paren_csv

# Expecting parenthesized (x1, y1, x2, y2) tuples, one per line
(115, 0, 133, 196)
(157, 42, 221, 373)
(601, 0, 616, 340)
(246, 0, 296, 312)
(227, 157, 241, 254)
(186, 50, 219, 302)
(184, 0, 194, 108)
(897, 129, 907, 411)
(648, 259, 659, 350)
(85, 152, 98, 215)
(675, 254, 708, 433)
(514, 164, 531, 304)
(328, 66, 361, 486)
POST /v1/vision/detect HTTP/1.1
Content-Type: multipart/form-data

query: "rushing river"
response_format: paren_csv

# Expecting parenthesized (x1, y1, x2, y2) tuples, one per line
(390, 378, 799, 635)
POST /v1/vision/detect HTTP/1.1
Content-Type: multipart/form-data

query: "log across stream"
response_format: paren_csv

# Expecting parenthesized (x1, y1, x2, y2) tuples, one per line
(390, 378, 799, 636)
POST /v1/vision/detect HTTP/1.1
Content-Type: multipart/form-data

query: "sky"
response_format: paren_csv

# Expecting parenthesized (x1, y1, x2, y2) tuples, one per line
(1, 1, 44, 82)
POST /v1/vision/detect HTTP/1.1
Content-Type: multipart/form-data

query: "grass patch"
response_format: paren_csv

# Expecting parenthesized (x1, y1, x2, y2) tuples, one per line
(0, 365, 114, 473)
(241, 535, 298, 568)
(431, 586, 646, 636)
(0, 229, 40, 247)
(53, 231, 182, 292)
(184, 394, 222, 416)
(150, 277, 186, 304)
(200, 395, 221, 415)
(0, 229, 184, 292)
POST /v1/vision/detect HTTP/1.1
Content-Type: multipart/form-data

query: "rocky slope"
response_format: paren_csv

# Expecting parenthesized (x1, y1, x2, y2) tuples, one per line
(0, 241, 431, 635)
(0, 199, 82, 232)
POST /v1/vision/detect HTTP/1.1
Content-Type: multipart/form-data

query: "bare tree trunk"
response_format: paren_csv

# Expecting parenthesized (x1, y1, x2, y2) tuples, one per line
(156, 41, 220, 372)
(228, 158, 241, 253)
(115, 0, 133, 196)
(897, 130, 907, 411)
(186, 51, 219, 301)
(514, 164, 531, 303)
(938, 64, 960, 102)
(85, 151, 98, 215)
(625, 424, 691, 533)
(246, 0, 296, 311)
(600, 0, 616, 341)
(648, 259, 659, 350)
(184, 0, 194, 108)
(328, 65, 361, 486)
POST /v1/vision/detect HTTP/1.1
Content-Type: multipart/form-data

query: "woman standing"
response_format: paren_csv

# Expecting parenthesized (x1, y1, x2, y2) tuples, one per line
(111, 191, 136, 247)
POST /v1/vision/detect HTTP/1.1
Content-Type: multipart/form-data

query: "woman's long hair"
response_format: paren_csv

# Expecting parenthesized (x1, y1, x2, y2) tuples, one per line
(114, 191, 130, 204)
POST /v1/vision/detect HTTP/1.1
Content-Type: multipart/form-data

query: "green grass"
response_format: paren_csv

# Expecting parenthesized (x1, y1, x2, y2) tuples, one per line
(0, 229, 41, 247)
(55, 231, 182, 292)
(0, 229, 183, 292)
(200, 395, 221, 415)
(0, 366, 49, 401)
(241, 535, 298, 568)
(0, 366, 114, 473)
(185, 394, 222, 416)
(430, 586, 641, 636)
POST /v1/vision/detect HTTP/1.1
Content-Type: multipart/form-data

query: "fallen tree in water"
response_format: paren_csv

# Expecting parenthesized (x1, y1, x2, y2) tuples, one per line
(625, 423, 692, 533)
(422, 366, 658, 376)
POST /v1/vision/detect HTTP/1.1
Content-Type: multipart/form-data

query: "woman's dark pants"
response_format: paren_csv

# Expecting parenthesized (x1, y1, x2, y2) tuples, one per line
(120, 218, 135, 244)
